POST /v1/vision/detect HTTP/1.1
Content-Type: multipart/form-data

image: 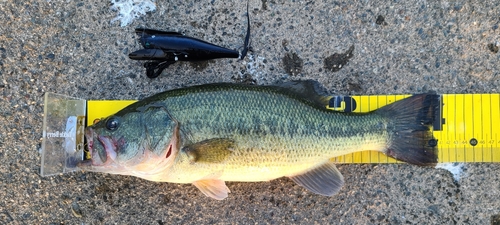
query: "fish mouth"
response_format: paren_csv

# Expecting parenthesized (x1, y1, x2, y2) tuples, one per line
(79, 127, 115, 167)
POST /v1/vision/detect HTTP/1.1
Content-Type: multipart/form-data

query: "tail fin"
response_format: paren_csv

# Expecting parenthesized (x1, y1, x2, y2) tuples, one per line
(376, 94, 440, 166)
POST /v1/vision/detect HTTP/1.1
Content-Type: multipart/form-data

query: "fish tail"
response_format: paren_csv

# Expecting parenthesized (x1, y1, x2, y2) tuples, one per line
(376, 94, 440, 166)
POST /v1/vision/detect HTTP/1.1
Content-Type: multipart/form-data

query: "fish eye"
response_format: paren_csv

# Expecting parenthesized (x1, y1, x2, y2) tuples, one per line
(105, 116, 120, 131)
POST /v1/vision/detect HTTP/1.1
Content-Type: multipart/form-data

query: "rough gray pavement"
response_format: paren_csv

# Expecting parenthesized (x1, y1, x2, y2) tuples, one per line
(1, 0, 499, 224)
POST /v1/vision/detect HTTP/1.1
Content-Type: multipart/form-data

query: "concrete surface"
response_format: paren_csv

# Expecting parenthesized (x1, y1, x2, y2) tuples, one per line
(1, 0, 499, 224)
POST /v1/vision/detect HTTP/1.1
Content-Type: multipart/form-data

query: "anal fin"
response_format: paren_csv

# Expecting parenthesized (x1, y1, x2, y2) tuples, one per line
(288, 162, 344, 196)
(193, 179, 230, 200)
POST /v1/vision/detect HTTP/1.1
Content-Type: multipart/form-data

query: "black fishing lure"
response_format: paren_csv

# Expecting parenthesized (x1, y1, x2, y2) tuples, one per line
(129, 5, 251, 78)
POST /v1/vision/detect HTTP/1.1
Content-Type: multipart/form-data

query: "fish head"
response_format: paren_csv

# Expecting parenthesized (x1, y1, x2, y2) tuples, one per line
(79, 106, 180, 178)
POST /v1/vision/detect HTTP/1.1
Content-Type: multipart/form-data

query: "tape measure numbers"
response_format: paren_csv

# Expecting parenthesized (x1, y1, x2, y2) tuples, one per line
(87, 94, 500, 163)
(435, 94, 500, 163)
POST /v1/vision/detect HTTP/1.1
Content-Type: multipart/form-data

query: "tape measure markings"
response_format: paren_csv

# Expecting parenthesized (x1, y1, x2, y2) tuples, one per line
(492, 94, 500, 162)
(486, 94, 493, 162)
(475, 94, 481, 162)
(435, 94, 500, 163)
(494, 94, 499, 162)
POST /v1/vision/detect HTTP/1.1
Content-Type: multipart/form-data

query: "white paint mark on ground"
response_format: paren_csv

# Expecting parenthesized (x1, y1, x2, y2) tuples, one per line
(245, 54, 267, 81)
(436, 163, 465, 182)
(110, 0, 156, 27)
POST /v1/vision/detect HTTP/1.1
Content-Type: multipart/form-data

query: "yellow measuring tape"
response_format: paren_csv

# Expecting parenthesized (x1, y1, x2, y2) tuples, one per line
(87, 94, 500, 163)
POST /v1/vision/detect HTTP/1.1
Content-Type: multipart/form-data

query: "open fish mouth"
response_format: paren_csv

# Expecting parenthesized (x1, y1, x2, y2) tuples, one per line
(80, 127, 113, 167)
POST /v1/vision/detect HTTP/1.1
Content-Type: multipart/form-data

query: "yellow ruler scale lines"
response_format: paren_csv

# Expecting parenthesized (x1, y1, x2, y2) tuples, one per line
(448, 94, 459, 162)
(464, 94, 474, 162)
(482, 94, 492, 162)
(440, 94, 453, 162)
(454, 95, 465, 162)
(492, 94, 500, 162)
(473, 94, 483, 162)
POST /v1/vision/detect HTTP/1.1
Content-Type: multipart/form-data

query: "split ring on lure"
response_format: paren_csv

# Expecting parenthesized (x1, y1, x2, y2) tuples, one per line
(129, 4, 251, 78)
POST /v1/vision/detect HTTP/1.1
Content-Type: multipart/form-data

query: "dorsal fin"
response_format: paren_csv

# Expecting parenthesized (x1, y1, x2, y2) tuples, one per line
(272, 80, 330, 108)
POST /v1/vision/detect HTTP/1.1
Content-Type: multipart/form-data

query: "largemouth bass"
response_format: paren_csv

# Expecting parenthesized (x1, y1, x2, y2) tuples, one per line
(79, 80, 439, 200)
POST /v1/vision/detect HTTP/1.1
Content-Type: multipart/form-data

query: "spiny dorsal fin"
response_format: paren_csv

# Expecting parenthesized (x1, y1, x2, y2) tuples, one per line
(273, 80, 330, 108)
(182, 138, 234, 164)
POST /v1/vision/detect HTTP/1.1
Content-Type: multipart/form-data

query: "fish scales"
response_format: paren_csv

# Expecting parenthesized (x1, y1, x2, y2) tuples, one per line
(155, 86, 388, 182)
(81, 81, 439, 200)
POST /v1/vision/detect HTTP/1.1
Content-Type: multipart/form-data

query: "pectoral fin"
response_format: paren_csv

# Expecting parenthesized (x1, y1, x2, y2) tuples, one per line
(193, 179, 230, 200)
(182, 138, 234, 164)
(288, 162, 344, 196)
